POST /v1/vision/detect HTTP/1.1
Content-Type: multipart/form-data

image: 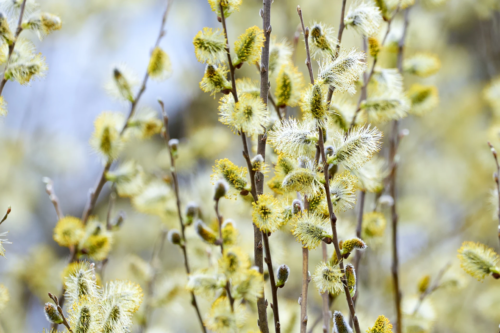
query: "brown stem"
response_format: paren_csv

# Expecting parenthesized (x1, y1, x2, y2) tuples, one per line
(412, 263, 450, 316)
(300, 246, 309, 333)
(352, 190, 366, 312)
(389, 8, 410, 333)
(214, 198, 235, 312)
(48, 293, 73, 333)
(0, 0, 27, 96)
(321, 242, 330, 332)
(335, 0, 347, 58)
(81, 1, 172, 225)
(308, 295, 335, 333)
(317, 128, 361, 333)
(159, 100, 206, 332)
(297, 7, 314, 85)
(488, 142, 500, 247)
(0, 207, 11, 225)
(263, 232, 281, 333)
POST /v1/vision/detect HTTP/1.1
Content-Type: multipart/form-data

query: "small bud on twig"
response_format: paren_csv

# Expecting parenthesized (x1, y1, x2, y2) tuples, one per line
(276, 264, 290, 288)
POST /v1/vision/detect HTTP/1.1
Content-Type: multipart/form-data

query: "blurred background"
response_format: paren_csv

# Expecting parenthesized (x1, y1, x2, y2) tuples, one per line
(0, 0, 500, 332)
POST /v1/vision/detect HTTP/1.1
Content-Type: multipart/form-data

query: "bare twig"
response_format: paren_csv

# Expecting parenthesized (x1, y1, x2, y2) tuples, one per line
(321, 243, 330, 332)
(389, 7, 410, 333)
(263, 232, 281, 333)
(81, 1, 173, 225)
(218, 3, 270, 332)
(48, 293, 73, 333)
(0, 207, 11, 225)
(352, 190, 366, 312)
(158, 100, 206, 332)
(300, 245, 310, 333)
(0, 0, 28, 96)
(297, 6, 314, 85)
(412, 263, 451, 316)
(317, 128, 362, 333)
(488, 142, 500, 247)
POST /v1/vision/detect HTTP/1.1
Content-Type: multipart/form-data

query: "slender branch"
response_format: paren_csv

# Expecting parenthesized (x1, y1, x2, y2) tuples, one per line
(488, 142, 500, 247)
(335, 0, 347, 58)
(0, 0, 28, 96)
(308, 295, 336, 333)
(218, 3, 270, 332)
(48, 293, 73, 333)
(389, 8, 410, 333)
(321, 242, 330, 332)
(214, 198, 235, 312)
(81, 1, 173, 225)
(43, 178, 64, 220)
(262, 232, 281, 333)
(0, 207, 11, 225)
(297, 7, 314, 85)
(159, 100, 206, 333)
(300, 246, 310, 333)
(318, 128, 361, 333)
(352, 190, 366, 312)
(412, 263, 450, 316)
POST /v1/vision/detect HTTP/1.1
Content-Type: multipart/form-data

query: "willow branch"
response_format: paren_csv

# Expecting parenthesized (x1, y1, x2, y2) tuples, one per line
(81, 1, 173, 225)
(0, 207, 10, 225)
(412, 263, 450, 316)
(318, 128, 361, 333)
(218, 4, 269, 332)
(0, 0, 27, 96)
(390, 7, 410, 333)
(159, 100, 206, 332)
(48, 293, 73, 333)
(321, 242, 330, 332)
(300, 246, 310, 333)
(297, 7, 314, 85)
(488, 142, 500, 247)
(352, 190, 366, 312)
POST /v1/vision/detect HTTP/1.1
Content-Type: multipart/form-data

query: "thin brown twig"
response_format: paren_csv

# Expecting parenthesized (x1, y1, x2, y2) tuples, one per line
(48, 293, 73, 333)
(412, 263, 451, 316)
(0, 0, 28, 96)
(389, 7, 410, 333)
(214, 198, 235, 312)
(321, 242, 330, 332)
(262, 232, 281, 333)
(218, 3, 270, 332)
(43, 178, 64, 220)
(352, 190, 366, 312)
(0, 207, 11, 225)
(318, 127, 362, 333)
(297, 6, 314, 85)
(349, 6, 402, 129)
(81, 1, 173, 225)
(158, 100, 206, 333)
(488, 142, 500, 247)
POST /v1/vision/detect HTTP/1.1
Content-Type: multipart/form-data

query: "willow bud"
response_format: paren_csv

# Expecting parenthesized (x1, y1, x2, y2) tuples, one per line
(113, 68, 134, 102)
(185, 202, 199, 226)
(169, 139, 179, 158)
(167, 229, 182, 245)
(276, 264, 290, 288)
(44, 303, 63, 324)
(214, 179, 229, 201)
(292, 199, 303, 215)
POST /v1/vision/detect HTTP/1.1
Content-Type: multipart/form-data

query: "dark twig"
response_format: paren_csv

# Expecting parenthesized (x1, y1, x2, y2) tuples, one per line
(488, 142, 500, 248)
(0, 0, 28, 96)
(263, 232, 281, 333)
(412, 263, 451, 316)
(48, 293, 73, 333)
(81, 1, 173, 225)
(389, 7, 410, 333)
(0, 207, 11, 225)
(300, 245, 310, 333)
(214, 197, 235, 312)
(352, 190, 366, 312)
(297, 6, 314, 85)
(318, 128, 362, 333)
(158, 100, 206, 333)
(218, 3, 270, 332)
